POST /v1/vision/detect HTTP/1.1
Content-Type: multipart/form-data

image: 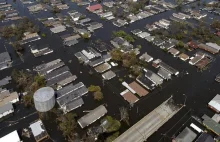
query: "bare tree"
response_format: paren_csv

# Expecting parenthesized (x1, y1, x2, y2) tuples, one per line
(119, 107, 129, 125)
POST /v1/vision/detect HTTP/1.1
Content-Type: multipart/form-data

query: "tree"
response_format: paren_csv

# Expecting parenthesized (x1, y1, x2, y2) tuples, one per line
(106, 132, 119, 142)
(94, 91, 103, 101)
(113, 30, 135, 43)
(119, 107, 129, 125)
(23, 94, 33, 107)
(1, 26, 14, 39)
(137, 45, 142, 49)
(110, 49, 123, 61)
(52, 6, 61, 13)
(82, 33, 90, 39)
(57, 113, 77, 141)
(88, 85, 101, 92)
(101, 116, 121, 133)
(12, 42, 24, 52)
(34, 75, 46, 87)
(0, 14, 5, 20)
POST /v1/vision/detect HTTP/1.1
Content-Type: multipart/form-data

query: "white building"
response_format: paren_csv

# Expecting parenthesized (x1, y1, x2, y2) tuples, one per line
(0, 130, 22, 142)
(0, 103, 14, 119)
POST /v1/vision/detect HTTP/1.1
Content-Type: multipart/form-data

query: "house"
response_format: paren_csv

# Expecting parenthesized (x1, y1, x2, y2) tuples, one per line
(160, 42, 175, 50)
(152, 59, 162, 68)
(100, 12, 113, 18)
(94, 63, 111, 73)
(153, 38, 165, 46)
(158, 68, 171, 80)
(0, 52, 11, 70)
(187, 41, 199, 49)
(131, 29, 142, 35)
(103, 1, 114, 8)
(29, 120, 49, 142)
(102, 70, 116, 80)
(159, 62, 179, 75)
(137, 32, 150, 38)
(87, 22, 103, 32)
(202, 114, 220, 136)
(178, 53, 189, 61)
(120, 89, 139, 104)
(62, 98, 84, 113)
(87, 4, 102, 12)
(206, 43, 220, 52)
(0, 130, 22, 142)
(168, 48, 179, 57)
(127, 15, 139, 23)
(0, 91, 19, 106)
(145, 24, 158, 31)
(136, 74, 155, 91)
(113, 19, 128, 27)
(145, 36, 155, 42)
(196, 133, 214, 142)
(50, 25, 66, 33)
(78, 105, 107, 128)
(189, 55, 204, 65)
(174, 127, 197, 142)
(139, 52, 153, 62)
(110, 37, 132, 49)
(198, 43, 219, 54)
(128, 81, 149, 97)
(208, 94, 220, 113)
(0, 103, 13, 119)
(144, 69, 163, 86)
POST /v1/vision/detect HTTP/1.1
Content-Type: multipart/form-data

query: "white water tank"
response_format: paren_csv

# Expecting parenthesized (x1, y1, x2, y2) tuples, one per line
(34, 87, 55, 112)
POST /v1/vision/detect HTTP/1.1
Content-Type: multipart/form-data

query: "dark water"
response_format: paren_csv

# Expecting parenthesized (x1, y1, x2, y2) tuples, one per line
(0, 0, 220, 141)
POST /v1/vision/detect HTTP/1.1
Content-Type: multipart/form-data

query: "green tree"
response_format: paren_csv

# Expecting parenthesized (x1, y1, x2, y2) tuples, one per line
(57, 113, 77, 141)
(94, 91, 103, 101)
(82, 33, 90, 39)
(106, 132, 119, 142)
(88, 85, 101, 92)
(52, 6, 61, 13)
(101, 116, 121, 133)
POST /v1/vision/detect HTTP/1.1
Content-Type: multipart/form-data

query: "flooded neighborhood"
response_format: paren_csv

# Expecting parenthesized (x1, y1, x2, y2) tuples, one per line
(0, 0, 220, 142)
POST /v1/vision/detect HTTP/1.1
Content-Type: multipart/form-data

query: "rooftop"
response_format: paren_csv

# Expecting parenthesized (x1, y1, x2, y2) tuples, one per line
(120, 89, 139, 104)
(0, 103, 13, 114)
(29, 120, 48, 141)
(175, 127, 197, 142)
(78, 105, 107, 128)
(0, 130, 21, 142)
(87, 4, 102, 12)
(208, 94, 220, 113)
(128, 81, 149, 97)
(0, 52, 11, 64)
(202, 114, 220, 135)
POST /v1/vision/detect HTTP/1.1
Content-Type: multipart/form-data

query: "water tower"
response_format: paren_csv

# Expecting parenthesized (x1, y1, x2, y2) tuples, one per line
(33, 87, 55, 112)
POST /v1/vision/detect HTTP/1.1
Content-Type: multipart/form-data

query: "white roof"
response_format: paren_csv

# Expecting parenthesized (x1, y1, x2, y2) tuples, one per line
(0, 130, 21, 142)
(29, 120, 45, 137)
(208, 94, 220, 112)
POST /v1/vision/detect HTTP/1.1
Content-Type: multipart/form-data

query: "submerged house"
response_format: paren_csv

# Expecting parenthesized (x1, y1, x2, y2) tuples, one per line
(144, 69, 163, 86)
(87, 4, 102, 12)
